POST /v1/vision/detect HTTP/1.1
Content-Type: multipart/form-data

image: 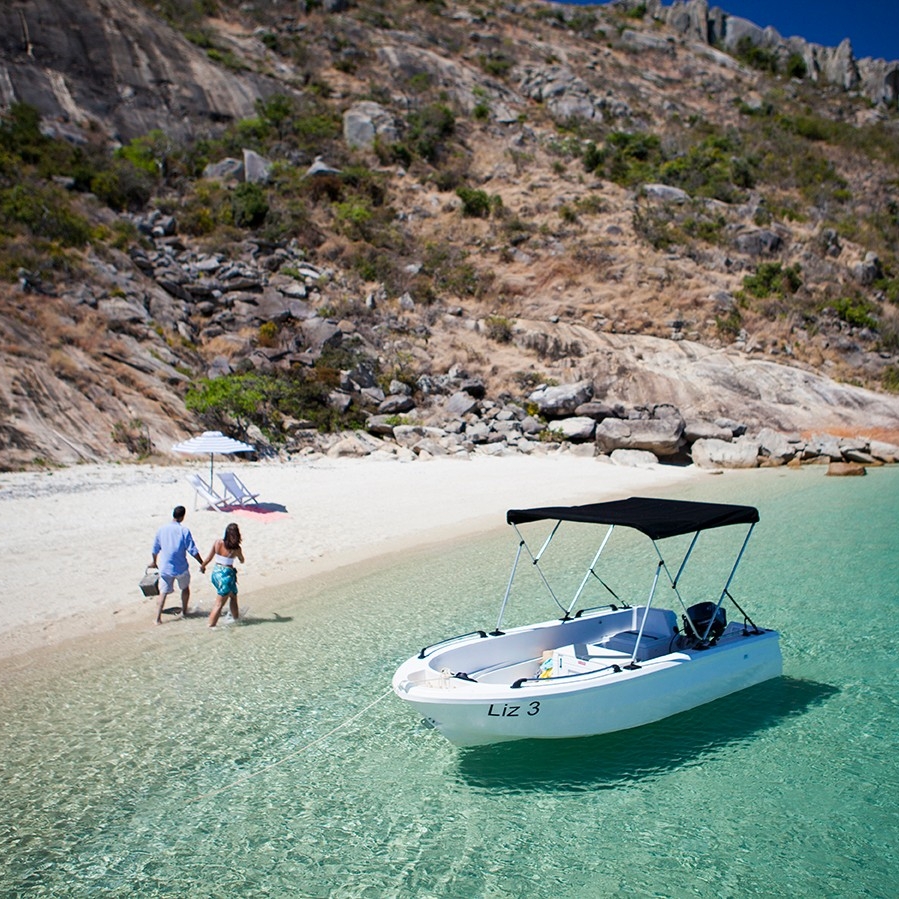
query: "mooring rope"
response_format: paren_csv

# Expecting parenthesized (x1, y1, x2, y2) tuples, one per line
(191, 687, 394, 802)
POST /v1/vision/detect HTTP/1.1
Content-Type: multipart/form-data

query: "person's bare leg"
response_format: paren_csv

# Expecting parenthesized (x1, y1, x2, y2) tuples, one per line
(208, 596, 225, 628)
(155, 592, 169, 625)
(180, 586, 191, 617)
(229, 594, 239, 621)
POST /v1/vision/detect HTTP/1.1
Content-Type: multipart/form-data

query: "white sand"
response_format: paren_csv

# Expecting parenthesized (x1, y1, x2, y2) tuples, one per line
(0, 451, 703, 661)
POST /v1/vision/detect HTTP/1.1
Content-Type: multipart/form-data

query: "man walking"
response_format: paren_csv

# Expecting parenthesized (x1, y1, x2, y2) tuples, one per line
(151, 505, 204, 625)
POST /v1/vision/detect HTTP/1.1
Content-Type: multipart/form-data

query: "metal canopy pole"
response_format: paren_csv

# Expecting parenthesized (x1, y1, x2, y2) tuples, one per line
(702, 523, 756, 641)
(671, 531, 701, 589)
(629, 559, 664, 666)
(567, 524, 615, 616)
(719, 522, 755, 599)
(533, 520, 561, 563)
(494, 539, 525, 634)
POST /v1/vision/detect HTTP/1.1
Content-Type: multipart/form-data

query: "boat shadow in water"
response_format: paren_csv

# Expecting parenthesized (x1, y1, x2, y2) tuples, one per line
(453, 677, 838, 793)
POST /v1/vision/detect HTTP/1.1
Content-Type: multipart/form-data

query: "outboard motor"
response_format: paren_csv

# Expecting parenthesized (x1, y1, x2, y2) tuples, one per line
(683, 602, 727, 646)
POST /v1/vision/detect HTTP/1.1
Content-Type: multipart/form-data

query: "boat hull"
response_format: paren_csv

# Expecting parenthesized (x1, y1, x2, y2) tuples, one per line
(393, 626, 782, 747)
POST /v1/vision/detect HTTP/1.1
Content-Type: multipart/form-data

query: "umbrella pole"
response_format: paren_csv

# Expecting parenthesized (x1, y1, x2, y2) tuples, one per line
(209, 453, 214, 487)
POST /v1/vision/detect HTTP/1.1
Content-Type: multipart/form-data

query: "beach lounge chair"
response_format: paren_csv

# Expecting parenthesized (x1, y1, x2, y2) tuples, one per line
(217, 471, 260, 505)
(187, 473, 229, 511)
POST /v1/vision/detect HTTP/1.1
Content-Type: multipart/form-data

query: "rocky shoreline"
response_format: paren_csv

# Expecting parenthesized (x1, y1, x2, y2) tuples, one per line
(291, 372, 899, 474)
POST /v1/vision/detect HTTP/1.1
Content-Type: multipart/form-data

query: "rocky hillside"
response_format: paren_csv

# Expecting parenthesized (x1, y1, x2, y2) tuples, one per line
(2, 0, 899, 469)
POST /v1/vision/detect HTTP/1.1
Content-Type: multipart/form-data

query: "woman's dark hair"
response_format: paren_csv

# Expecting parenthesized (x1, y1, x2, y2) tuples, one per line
(223, 523, 242, 551)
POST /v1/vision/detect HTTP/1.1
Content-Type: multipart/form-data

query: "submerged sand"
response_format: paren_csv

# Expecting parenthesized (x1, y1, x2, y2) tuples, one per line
(0, 452, 704, 662)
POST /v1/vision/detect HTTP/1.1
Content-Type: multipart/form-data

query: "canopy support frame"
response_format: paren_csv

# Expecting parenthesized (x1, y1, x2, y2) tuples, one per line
(498, 499, 760, 649)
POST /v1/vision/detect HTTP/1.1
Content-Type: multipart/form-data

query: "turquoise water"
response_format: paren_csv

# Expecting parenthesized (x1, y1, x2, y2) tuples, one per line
(1, 466, 898, 898)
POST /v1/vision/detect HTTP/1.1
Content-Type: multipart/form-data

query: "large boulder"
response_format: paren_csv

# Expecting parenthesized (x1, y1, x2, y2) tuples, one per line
(366, 414, 397, 436)
(203, 157, 244, 181)
(378, 395, 416, 415)
(852, 251, 883, 286)
(553, 416, 597, 441)
(691, 437, 760, 469)
(733, 228, 783, 256)
(326, 431, 386, 457)
(683, 420, 735, 443)
(756, 427, 799, 464)
(804, 432, 843, 461)
(610, 448, 659, 467)
(527, 380, 593, 417)
(575, 401, 617, 421)
(343, 101, 400, 149)
(444, 391, 479, 417)
(642, 183, 689, 204)
(393, 424, 445, 448)
(243, 149, 272, 184)
(826, 462, 867, 476)
(594, 417, 684, 456)
(300, 318, 343, 351)
(870, 440, 899, 463)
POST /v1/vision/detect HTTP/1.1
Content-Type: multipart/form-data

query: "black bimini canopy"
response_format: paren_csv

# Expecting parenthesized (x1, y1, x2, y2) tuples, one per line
(506, 496, 759, 541)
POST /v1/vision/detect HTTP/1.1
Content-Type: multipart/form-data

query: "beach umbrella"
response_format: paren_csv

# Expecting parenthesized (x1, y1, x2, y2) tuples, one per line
(171, 430, 255, 484)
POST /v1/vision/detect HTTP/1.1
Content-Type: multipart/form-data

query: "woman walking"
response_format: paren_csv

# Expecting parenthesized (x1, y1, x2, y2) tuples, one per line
(201, 522, 245, 628)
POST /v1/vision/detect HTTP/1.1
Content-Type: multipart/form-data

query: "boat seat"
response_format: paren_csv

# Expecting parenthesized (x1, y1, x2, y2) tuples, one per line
(600, 630, 672, 661)
(572, 642, 628, 661)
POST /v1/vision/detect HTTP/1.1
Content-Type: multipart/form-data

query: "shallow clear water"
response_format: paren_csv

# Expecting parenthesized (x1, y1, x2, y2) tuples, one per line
(1, 466, 898, 898)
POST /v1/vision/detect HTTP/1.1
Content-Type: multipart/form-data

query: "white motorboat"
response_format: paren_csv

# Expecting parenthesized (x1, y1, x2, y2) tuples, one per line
(392, 496, 782, 747)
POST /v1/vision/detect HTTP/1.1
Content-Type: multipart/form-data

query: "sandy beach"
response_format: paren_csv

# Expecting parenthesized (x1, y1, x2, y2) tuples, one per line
(0, 450, 703, 662)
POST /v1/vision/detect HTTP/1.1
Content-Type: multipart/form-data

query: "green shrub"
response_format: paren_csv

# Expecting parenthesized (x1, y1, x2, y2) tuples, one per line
(785, 53, 808, 79)
(658, 133, 755, 201)
(186, 373, 270, 434)
(334, 199, 374, 239)
(485, 314, 514, 342)
(116, 130, 174, 178)
(715, 310, 743, 338)
(423, 242, 486, 296)
(206, 47, 247, 71)
(830, 297, 878, 329)
(255, 94, 296, 139)
(0, 102, 48, 165)
(0, 182, 92, 244)
(406, 103, 456, 164)
(231, 182, 268, 227)
(185, 367, 367, 437)
(742, 262, 802, 299)
(407, 72, 433, 93)
(478, 53, 515, 78)
(875, 277, 899, 304)
(456, 186, 492, 217)
(177, 181, 232, 234)
(258, 322, 279, 347)
(90, 158, 154, 211)
(293, 111, 342, 145)
(882, 365, 899, 392)
(734, 36, 778, 73)
(589, 131, 664, 187)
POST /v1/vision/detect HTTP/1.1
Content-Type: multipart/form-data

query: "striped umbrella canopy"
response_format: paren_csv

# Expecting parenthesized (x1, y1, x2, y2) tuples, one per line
(171, 430, 255, 484)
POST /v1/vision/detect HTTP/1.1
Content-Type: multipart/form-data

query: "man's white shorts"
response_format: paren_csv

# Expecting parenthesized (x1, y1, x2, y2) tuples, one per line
(159, 571, 191, 594)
